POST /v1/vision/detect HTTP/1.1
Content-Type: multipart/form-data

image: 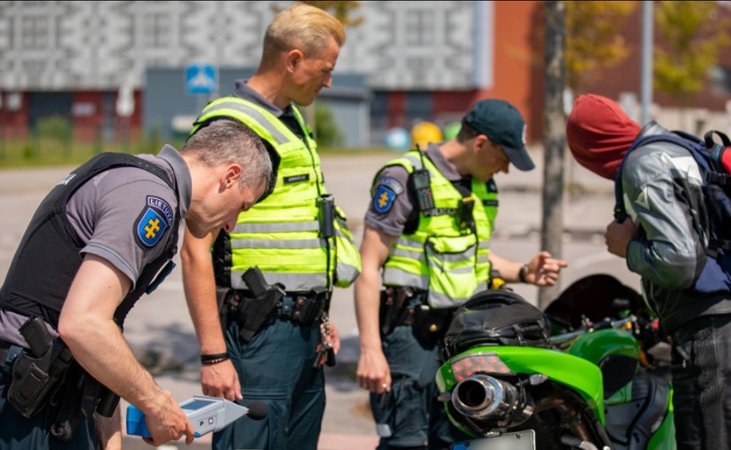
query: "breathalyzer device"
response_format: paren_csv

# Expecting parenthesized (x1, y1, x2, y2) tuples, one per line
(126, 395, 267, 438)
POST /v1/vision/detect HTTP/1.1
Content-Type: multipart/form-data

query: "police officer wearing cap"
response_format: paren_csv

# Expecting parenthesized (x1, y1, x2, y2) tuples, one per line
(355, 99, 569, 449)
(0, 120, 272, 450)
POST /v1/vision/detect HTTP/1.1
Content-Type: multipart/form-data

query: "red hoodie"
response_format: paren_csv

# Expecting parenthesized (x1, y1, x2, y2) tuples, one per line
(566, 94, 642, 180)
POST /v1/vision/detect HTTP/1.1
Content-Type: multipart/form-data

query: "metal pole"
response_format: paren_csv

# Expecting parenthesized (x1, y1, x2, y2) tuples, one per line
(640, 1, 653, 126)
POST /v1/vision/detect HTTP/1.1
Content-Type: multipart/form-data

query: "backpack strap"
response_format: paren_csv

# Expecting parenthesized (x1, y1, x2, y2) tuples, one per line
(614, 133, 703, 222)
(614, 132, 731, 256)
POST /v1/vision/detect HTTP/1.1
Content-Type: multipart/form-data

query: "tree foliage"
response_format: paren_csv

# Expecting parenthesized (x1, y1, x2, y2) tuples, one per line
(272, 1, 364, 28)
(313, 102, 345, 148)
(303, 1, 364, 27)
(565, 1, 637, 92)
(654, 1, 730, 104)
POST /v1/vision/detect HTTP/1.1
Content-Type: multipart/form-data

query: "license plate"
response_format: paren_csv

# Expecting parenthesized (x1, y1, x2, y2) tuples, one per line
(450, 430, 536, 450)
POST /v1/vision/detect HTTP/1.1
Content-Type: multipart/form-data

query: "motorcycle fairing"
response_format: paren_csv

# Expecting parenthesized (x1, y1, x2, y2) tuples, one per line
(604, 371, 675, 450)
(567, 328, 640, 398)
(436, 346, 605, 424)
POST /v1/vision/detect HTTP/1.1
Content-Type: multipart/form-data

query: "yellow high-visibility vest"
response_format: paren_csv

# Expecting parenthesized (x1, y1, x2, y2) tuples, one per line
(376, 151, 498, 307)
(191, 97, 361, 291)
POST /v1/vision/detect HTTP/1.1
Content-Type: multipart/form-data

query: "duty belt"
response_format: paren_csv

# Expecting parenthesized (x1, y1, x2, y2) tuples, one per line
(380, 287, 456, 344)
(276, 294, 326, 325)
(231, 290, 328, 326)
(0, 339, 24, 385)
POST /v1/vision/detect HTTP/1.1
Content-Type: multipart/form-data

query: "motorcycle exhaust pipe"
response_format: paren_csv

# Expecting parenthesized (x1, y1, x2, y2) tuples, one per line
(451, 374, 533, 426)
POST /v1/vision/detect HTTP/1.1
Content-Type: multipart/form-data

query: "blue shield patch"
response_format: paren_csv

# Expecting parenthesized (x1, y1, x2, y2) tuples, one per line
(136, 208, 169, 248)
(373, 185, 397, 213)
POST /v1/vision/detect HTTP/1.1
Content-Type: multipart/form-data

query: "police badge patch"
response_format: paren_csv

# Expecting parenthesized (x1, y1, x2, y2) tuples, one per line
(373, 185, 397, 213)
(378, 176, 404, 195)
(134, 196, 172, 248)
(372, 176, 403, 214)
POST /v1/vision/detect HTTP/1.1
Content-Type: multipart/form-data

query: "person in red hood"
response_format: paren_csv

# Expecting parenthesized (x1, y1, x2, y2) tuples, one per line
(567, 93, 731, 450)
(566, 93, 641, 180)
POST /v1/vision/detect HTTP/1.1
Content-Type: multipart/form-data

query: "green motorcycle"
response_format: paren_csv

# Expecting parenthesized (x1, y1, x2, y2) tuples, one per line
(436, 274, 676, 450)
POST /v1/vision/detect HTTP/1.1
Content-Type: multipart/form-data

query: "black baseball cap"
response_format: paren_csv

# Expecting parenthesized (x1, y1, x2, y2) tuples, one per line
(464, 99, 535, 171)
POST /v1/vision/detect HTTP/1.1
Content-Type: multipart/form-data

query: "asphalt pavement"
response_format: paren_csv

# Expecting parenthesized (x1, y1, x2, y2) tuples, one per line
(0, 148, 634, 450)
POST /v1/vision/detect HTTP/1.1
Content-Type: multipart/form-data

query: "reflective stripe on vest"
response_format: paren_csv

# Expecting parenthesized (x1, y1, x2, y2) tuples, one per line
(333, 212, 361, 287)
(194, 101, 291, 145)
(193, 97, 333, 291)
(379, 151, 497, 307)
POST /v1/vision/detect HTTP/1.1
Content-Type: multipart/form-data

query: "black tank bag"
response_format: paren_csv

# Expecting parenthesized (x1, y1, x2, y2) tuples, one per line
(443, 289, 552, 360)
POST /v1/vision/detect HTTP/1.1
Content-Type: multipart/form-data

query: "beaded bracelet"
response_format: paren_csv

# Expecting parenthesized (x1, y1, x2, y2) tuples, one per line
(200, 352, 230, 365)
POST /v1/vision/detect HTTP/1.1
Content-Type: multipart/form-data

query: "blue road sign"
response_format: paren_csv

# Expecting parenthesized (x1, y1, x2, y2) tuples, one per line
(185, 64, 217, 95)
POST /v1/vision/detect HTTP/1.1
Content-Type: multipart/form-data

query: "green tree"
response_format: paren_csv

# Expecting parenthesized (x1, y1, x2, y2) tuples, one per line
(654, 1, 730, 108)
(271, 1, 364, 28)
(301, 1, 364, 27)
(313, 102, 344, 148)
(565, 1, 637, 93)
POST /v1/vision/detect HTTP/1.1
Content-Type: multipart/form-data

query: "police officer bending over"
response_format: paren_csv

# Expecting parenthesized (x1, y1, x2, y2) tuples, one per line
(0, 119, 272, 450)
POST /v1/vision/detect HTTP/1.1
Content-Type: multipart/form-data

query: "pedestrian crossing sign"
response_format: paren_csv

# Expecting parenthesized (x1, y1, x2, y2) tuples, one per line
(185, 64, 217, 95)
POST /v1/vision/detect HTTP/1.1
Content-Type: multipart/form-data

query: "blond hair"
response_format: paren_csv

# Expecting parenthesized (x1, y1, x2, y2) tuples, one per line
(260, 2, 345, 67)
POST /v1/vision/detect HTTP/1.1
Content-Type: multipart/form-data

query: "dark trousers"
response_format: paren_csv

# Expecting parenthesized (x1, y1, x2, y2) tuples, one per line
(213, 316, 325, 450)
(671, 314, 731, 450)
(0, 372, 97, 450)
(370, 325, 470, 450)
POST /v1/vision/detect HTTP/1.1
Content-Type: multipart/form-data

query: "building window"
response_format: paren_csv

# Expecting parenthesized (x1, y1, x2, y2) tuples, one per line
(708, 66, 731, 96)
(142, 13, 170, 48)
(404, 10, 435, 46)
(20, 15, 48, 49)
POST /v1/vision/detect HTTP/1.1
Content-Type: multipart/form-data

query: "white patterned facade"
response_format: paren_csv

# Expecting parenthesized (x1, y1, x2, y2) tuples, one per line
(0, 1, 494, 92)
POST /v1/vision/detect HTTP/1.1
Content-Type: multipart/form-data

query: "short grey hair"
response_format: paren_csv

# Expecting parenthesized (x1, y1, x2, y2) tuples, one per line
(182, 120, 272, 194)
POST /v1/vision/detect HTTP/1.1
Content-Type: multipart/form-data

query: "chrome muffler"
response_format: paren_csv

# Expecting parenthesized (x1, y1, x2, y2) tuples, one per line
(451, 374, 533, 426)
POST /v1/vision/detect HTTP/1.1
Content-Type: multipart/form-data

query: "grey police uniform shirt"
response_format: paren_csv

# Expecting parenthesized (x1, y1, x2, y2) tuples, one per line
(0, 145, 192, 346)
(365, 142, 467, 237)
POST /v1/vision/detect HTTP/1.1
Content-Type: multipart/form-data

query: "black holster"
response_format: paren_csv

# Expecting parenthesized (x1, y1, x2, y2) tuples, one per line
(7, 316, 120, 442)
(228, 288, 329, 342)
(7, 317, 73, 419)
(379, 287, 415, 336)
(293, 287, 329, 325)
(228, 267, 284, 342)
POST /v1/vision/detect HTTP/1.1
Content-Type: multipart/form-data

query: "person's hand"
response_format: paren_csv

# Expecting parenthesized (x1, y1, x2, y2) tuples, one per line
(200, 360, 242, 402)
(605, 218, 637, 258)
(525, 251, 568, 286)
(326, 321, 341, 354)
(141, 390, 196, 447)
(356, 348, 391, 394)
